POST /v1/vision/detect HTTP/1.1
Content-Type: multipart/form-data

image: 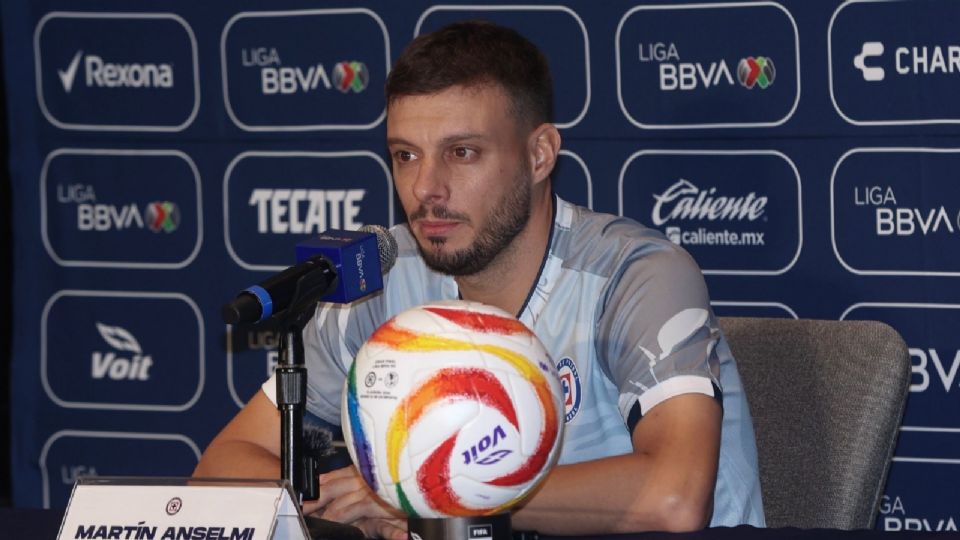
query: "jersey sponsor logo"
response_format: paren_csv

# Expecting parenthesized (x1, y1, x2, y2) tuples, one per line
(621, 150, 801, 275)
(830, 1, 960, 125)
(41, 149, 200, 269)
(617, 3, 799, 128)
(556, 358, 582, 423)
(221, 10, 388, 131)
(832, 149, 960, 275)
(34, 12, 199, 131)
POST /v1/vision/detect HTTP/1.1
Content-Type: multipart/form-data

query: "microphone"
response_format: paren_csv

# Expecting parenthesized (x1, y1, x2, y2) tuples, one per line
(221, 225, 398, 325)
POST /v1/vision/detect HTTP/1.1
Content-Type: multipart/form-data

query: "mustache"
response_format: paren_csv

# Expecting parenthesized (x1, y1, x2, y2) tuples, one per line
(408, 205, 470, 222)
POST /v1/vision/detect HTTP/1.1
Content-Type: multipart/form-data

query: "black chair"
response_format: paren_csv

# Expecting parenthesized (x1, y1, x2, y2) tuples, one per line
(719, 317, 910, 529)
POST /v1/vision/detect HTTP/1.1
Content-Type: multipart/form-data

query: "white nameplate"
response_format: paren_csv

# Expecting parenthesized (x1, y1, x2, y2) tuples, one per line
(57, 478, 308, 540)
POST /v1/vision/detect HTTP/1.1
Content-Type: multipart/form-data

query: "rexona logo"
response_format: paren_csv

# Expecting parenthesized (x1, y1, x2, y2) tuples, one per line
(91, 322, 153, 381)
(58, 50, 174, 93)
(57, 183, 180, 233)
(34, 13, 199, 131)
(240, 47, 368, 95)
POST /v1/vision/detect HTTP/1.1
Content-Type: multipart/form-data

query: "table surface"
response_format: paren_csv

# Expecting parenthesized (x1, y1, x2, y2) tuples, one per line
(1, 508, 952, 540)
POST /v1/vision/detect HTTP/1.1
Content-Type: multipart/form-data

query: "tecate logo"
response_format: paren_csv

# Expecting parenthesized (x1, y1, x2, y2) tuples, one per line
(91, 322, 153, 381)
(247, 188, 365, 234)
(651, 179, 767, 226)
(58, 50, 174, 93)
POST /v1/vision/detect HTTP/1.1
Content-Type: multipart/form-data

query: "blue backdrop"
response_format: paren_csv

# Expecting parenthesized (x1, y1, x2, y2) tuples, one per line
(3, 0, 958, 531)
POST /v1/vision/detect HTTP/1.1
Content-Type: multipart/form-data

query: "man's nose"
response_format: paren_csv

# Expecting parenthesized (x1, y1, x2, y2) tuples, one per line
(412, 156, 449, 204)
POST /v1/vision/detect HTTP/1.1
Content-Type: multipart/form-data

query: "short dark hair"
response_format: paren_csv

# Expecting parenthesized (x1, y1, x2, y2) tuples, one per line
(385, 20, 554, 128)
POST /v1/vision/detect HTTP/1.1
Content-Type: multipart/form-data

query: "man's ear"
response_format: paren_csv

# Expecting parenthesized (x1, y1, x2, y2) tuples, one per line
(528, 123, 562, 185)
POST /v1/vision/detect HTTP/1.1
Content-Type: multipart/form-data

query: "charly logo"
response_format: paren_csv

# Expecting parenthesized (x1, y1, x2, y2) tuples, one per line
(57, 50, 174, 93)
(736, 56, 775, 89)
(91, 322, 153, 381)
(853, 40, 960, 82)
(57, 184, 180, 233)
(240, 47, 367, 95)
(247, 188, 366, 234)
(854, 42, 885, 81)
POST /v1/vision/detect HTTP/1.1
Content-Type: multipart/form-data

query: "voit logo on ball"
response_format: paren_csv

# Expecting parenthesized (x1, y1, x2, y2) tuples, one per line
(620, 150, 801, 275)
(41, 149, 201, 269)
(222, 9, 388, 130)
(617, 2, 799, 128)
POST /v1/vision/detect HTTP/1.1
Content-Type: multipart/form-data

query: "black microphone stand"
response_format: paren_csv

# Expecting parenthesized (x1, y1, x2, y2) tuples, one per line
(268, 260, 337, 502)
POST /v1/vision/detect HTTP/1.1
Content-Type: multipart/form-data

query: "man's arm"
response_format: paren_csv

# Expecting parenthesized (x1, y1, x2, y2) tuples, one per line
(511, 392, 721, 534)
(192, 390, 282, 479)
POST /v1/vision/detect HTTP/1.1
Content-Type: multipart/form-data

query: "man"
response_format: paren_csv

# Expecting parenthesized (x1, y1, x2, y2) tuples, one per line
(195, 21, 764, 538)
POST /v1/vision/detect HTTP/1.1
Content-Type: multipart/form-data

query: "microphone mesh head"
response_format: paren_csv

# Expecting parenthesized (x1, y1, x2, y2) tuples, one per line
(359, 224, 398, 273)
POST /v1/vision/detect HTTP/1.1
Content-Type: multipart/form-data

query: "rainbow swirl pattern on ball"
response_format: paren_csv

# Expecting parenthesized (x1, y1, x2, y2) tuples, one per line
(346, 305, 560, 517)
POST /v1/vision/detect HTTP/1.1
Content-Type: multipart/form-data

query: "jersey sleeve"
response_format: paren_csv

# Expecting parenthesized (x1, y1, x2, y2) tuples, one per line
(595, 242, 723, 429)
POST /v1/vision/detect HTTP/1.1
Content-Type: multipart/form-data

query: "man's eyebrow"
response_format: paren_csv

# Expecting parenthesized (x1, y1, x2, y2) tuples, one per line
(386, 133, 490, 147)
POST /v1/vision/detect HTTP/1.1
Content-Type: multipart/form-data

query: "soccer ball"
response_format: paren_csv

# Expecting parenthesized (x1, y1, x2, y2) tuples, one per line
(341, 300, 564, 518)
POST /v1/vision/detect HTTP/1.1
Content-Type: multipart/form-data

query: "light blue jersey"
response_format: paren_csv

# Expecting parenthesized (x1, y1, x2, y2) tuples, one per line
(266, 197, 765, 527)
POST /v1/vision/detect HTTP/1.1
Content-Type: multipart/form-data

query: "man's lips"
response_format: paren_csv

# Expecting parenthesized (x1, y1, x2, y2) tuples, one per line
(417, 220, 460, 236)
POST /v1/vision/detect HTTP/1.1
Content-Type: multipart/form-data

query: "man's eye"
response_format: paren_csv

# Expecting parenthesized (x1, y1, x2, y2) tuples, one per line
(452, 147, 476, 159)
(395, 150, 415, 162)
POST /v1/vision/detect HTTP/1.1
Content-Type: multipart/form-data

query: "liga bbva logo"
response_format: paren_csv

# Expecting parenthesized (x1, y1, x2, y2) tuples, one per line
(221, 10, 388, 130)
(830, 1, 960, 124)
(41, 150, 200, 269)
(832, 149, 960, 275)
(617, 3, 798, 128)
(34, 12, 198, 130)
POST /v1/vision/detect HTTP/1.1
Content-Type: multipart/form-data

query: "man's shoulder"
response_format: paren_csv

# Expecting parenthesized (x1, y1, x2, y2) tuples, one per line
(556, 199, 693, 277)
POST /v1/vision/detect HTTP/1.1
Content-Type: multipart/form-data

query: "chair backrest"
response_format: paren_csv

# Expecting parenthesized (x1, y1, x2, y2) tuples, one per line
(718, 317, 910, 529)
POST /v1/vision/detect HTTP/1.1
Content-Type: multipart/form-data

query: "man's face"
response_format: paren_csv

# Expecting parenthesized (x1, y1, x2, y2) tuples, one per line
(386, 85, 533, 276)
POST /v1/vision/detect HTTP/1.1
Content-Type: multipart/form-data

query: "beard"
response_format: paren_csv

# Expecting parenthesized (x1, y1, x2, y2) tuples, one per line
(410, 172, 532, 277)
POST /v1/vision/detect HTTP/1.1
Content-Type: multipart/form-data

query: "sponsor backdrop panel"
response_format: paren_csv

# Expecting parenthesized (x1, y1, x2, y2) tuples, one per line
(2, 0, 958, 530)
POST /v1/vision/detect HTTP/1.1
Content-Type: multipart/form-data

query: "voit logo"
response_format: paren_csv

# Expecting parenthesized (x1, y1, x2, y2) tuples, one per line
(240, 47, 368, 95)
(653, 178, 768, 247)
(57, 50, 173, 93)
(91, 322, 153, 381)
(57, 183, 180, 233)
(640, 43, 775, 91)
